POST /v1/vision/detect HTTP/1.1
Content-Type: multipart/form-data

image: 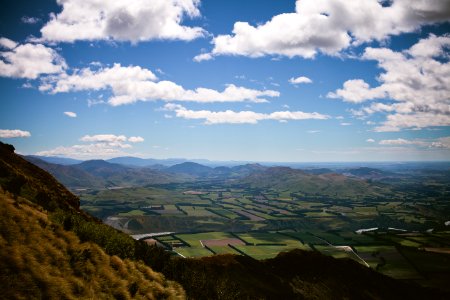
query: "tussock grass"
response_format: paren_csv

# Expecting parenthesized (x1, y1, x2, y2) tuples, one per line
(0, 191, 185, 299)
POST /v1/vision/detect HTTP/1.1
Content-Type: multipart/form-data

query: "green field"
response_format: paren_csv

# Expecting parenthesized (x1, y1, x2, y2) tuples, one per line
(79, 178, 450, 289)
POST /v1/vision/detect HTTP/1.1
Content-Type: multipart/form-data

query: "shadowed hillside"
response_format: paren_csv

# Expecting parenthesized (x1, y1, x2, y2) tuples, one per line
(0, 142, 184, 299)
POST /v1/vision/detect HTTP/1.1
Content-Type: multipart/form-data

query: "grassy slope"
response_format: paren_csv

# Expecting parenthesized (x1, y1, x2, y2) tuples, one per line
(0, 142, 184, 299)
(0, 191, 184, 299)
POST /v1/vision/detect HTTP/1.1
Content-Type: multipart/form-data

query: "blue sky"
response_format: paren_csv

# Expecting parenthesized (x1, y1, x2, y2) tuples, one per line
(1, 0, 450, 162)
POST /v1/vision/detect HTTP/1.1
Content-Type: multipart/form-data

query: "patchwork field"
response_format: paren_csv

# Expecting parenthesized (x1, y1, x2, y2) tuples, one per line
(79, 179, 450, 289)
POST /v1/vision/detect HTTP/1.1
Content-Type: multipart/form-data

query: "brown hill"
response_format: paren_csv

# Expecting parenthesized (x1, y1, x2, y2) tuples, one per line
(241, 166, 388, 198)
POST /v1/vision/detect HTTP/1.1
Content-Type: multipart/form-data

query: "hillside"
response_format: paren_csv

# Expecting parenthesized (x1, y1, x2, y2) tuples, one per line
(167, 162, 213, 176)
(0, 192, 185, 299)
(25, 156, 106, 189)
(241, 166, 388, 198)
(0, 143, 184, 299)
(24, 156, 189, 189)
(1, 143, 80, 212)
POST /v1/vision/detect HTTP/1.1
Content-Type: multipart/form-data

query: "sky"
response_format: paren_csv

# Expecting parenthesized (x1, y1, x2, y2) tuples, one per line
(1, 0, 450, 162)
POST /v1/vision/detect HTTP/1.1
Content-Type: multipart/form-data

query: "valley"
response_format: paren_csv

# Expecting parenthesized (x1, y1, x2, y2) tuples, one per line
(27, 155, 450, 292)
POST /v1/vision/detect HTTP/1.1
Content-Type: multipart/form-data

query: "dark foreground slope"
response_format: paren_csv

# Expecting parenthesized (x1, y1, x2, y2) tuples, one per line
(0, 142, 446, 299)
(0, 142, 185, 299)
(165, 250, 447, 300)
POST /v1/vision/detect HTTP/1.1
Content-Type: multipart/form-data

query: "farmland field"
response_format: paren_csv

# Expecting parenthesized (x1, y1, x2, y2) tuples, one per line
(77, 169, 450, 290)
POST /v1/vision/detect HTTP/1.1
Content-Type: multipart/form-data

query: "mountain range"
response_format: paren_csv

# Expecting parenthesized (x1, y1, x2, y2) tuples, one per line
(23, 155, 396, 199)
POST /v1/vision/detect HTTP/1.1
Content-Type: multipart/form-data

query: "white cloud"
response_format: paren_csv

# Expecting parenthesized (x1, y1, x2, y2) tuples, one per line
(163, 103, 329, 125)
(80, 134, 127, 143)
(366, 138, 375, 143)
(64, 111, 77, 118)
(36, 143, 128, 159)
(198, 0, 450, 60)
(193, 53, 213, 62)
(307, 130, 320, 134)
(327, 79, 385, 103)
(41, 63, 280, 105)
(289, 76, 312, 84)
(21, 16, 40, 24)
(431, 137, 450, 149)
(0, 129, 31, 138)
(37, 133, 145, 159)
(340, 122, 352, 126)
(38, 0, 205, 43)
(0, 37, 17, 49)
(128, 136, 144, 143)
(329, 34, 450, 132)
(378, 137, 450, 148)
(0, 39, 66, 79)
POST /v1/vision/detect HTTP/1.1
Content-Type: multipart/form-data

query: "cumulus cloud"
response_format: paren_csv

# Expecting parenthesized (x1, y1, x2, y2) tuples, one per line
(37, 133, 144, 159)
(80, 134, 127, 143)
(40, 63, 280, 105)
(327, 79, 385, 103)
(289, 76, 312, 84)
(366, 138, 375, 143)
(128, 136, 144, 143)
(193, 53, 213, 62)
(329, 34, 450, 132)
(64, 111, 77, 118)
(197, 0, 450, 60)
(431, 137, 450, 149)
(38, 0, 205, 43)
(0, 37, 17, 49)
(163, 103, 329, 125)
(21, 16, 40, 24)
(36, 144, 128, 159)
(0, 129, 31, 138)
(0, 38, 66, 79)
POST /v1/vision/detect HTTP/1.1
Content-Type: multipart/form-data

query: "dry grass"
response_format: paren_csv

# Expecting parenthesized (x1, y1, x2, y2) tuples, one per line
(0, 190, 185, 299)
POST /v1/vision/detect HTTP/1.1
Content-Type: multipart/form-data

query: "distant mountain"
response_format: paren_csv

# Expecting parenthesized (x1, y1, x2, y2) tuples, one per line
(231, 163, 267, 176)
(107, 156, 162, 167)
(303, 168, 334, 175)
(241, 166, 388, 198)
(166, 162, 213, 176)
(342, 167, 396, 180)
(24, 156, 106, 189)
(23, 157, 189, 189)
(28, 155, 83, 165)
(107, 156, 215, 167)
(74, 159, 129, 177)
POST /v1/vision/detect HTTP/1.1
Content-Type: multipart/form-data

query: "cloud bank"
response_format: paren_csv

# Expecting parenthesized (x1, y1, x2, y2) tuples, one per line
(37, 134, 144, 159)
(40, 63, 280, 105)
(163, 103, 329, 124)
(328, 34, 450, 132)
(196, 0, 450, 60)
